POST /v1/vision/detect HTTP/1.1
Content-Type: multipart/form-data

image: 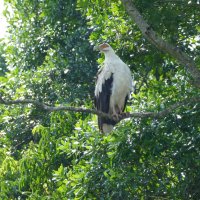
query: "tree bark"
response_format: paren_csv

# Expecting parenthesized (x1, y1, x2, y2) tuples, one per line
(121, 0, 200, 88)
(0, 95, 199, 121)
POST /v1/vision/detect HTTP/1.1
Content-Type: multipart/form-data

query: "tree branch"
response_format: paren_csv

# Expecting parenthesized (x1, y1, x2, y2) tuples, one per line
(121, 0, 200, 88)
(0, 95, 199, 121)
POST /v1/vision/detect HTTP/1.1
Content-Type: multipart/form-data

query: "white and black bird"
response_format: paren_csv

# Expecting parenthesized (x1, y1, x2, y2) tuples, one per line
(94, 43, 133, 133)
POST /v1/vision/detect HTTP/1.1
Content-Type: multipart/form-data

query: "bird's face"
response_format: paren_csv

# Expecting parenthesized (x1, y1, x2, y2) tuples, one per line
(93, 43, 111, 52)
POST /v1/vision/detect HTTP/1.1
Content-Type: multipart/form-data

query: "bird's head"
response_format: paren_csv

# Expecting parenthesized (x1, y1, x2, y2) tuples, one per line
(93, 43, 113, 53)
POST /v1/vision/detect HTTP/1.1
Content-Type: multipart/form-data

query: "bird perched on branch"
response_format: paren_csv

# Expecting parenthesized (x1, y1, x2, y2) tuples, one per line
(94, 43, 133, 133)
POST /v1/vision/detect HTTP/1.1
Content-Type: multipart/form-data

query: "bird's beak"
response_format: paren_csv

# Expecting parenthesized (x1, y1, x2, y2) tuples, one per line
(93, 45, 100, 51)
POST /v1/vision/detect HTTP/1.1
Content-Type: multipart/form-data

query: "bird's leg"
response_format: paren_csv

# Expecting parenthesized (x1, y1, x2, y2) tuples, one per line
(111, 106, 119, 121)
(117, 109, 124, 120)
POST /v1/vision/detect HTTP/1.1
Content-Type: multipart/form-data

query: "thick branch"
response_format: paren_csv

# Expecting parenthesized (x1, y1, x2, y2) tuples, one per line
(121, 0, 200, 87)
(0, 95, 199, 121)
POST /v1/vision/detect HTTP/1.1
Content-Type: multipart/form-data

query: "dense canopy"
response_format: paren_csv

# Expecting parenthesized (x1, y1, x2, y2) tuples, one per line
(0, 0, 200, 199)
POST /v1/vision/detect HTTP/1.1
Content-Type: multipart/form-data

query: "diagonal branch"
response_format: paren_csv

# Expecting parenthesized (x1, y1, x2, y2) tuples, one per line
(121, 0, 200, 88)
(0, 95, 199, 121)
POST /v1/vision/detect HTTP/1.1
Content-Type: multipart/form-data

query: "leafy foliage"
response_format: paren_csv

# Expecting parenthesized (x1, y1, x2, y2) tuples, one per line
(0, 0, 200, 199)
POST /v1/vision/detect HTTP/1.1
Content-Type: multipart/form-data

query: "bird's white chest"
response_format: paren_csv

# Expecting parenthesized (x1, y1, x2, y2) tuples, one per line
(95, 59, 132, 94)
(110, 61, 132, 105)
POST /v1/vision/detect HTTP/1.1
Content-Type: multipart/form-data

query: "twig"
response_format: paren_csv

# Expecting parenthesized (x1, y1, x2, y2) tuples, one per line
(135, 67, 151, 94)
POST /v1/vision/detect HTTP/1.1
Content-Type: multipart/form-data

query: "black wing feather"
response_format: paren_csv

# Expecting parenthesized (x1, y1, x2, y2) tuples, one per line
(94, 73, 116, 131)
(123, 95, 129, 112)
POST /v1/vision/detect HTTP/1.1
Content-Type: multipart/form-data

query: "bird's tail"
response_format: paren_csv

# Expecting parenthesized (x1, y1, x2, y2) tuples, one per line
(102, 124, 114, 133)
(98, 117, 116, 134)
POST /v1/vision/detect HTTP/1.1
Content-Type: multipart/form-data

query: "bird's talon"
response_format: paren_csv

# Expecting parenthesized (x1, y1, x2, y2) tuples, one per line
(120, 112, 130, 118)
(112, 114, 119, 121)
